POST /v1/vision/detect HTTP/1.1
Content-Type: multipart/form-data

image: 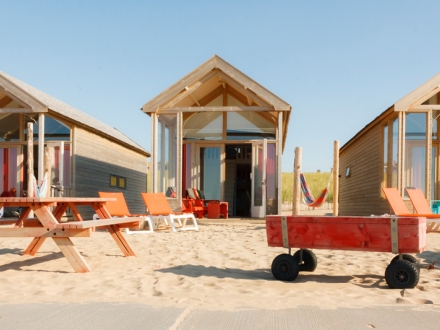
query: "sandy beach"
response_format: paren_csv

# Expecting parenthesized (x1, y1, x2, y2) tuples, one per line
(0, 219, 439, 310)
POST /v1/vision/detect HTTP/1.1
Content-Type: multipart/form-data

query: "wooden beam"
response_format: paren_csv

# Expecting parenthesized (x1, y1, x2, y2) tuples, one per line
(189, 93, 200, 106)
(217, 72, 271, 107)
(0, 227, 91, 237)
(3, 90, 46, 112)
(0, 107, 34, 113)
(409, 105, 440, 110)
(0, 96, 13, 107)
(162, 81, 203, 108)
(193, 85, 224, 106)
(158, 106, 274, 113)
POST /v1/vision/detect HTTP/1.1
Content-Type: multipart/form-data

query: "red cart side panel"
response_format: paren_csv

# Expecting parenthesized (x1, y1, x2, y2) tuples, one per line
(266, 216, 426, 254)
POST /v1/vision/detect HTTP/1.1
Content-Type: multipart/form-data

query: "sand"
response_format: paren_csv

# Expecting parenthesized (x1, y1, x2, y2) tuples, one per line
(0, 221, 439, 310)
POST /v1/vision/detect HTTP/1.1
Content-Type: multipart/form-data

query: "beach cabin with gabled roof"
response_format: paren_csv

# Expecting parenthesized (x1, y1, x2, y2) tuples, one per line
(0, 71, 150, 217)
(142, 55, 291, 217)
(339, 73, 440, 215)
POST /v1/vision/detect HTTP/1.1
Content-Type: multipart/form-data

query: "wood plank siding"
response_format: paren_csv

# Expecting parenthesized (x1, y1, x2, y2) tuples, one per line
(74, 129, 148, 218)
(339, 125, 385, 215)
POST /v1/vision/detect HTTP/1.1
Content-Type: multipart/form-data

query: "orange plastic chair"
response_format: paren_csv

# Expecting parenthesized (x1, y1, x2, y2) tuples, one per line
(141, 192, 198, 232)
(97, 192, 154, 234)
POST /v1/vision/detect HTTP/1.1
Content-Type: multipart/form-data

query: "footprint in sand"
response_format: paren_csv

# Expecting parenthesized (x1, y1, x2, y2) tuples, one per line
(151, 288, 162, 296)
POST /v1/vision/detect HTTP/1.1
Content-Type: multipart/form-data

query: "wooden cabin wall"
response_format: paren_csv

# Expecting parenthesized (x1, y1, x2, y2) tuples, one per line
(73, 128, 148, 218)
(339, 125, 389, 216)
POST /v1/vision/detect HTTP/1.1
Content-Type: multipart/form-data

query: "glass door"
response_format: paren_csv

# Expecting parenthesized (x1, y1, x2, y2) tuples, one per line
(198, 145, 223, 200)
(251, 139, 267, 217)
(0, 147, 20, 195)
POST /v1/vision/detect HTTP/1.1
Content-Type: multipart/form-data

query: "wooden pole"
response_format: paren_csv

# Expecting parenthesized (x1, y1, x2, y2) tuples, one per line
(292, 147, 302, 215)
(27, 122, 34, 198)
(333, 140, 340, 216)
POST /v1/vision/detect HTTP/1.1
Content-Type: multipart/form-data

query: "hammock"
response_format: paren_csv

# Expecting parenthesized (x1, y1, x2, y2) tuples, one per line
(300, 170, 332, 208)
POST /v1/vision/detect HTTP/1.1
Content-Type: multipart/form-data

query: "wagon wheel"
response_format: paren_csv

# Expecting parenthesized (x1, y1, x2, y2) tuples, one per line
(293, 249, 318, 272)
(390, 254, 418, 264)
(385, 260, 420, 289)
(271, 254, 299, 281)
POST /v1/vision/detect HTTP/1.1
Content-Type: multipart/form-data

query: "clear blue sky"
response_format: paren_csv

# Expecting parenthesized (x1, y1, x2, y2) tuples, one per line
(2, 1, 440, 172)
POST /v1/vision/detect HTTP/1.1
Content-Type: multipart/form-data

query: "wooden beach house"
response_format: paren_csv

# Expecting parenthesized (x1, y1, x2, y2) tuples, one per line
(0, 71, 150, 217)
(142, 55, 291, 217)
(339, 73, 440, 215)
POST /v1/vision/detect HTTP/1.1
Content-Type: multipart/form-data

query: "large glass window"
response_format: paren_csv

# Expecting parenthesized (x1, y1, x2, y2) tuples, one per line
(0, 114, 21, 141)
(227, 112, 276, 140)
(158, 114, 177, 197)
(405, 113, 427, 194)
(30, 116, 70, 141)
(183, 112, 223, 140)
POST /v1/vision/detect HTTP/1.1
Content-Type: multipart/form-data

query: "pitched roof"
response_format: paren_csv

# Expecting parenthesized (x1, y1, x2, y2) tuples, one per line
(142, 55, 291, 150)
(0, 71, 149, 156)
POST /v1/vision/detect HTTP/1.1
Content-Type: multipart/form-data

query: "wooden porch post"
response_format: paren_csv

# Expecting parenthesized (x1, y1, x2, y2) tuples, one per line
(27, 122, 34, 198)
(333, 140, 340, 216)
(292, 147, 302, 215)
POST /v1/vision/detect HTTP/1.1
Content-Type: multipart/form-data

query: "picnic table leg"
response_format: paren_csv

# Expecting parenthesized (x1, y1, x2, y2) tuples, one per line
(52, 204, 69, 221)
(23, 205, 60, 255)
(23, 237, 47, 256)
(52, 237, 91, 273)
(93, 205, 137, 257)
(14, 207, 32, 228)
(107, 225, 137, 257)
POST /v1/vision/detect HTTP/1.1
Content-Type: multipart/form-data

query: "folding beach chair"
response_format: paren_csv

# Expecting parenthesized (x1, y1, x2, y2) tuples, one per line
(382, 187, 440, 232)
(97, 192, 154, 234)
(141, 192, 198, 232)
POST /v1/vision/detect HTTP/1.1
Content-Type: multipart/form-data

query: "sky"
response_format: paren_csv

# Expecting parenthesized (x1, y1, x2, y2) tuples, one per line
(2, 0, 440, 173)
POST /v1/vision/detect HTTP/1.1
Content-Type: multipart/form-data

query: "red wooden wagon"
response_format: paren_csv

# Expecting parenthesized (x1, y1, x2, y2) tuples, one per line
(266, 215, 426, 289)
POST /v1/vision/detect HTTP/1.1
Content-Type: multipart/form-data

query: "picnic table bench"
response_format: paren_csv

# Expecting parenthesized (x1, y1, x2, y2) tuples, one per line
(0, 197, 142, 273)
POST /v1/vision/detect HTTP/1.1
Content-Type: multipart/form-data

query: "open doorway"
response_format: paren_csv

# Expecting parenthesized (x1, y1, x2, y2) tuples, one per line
(225, 145, 252, 217)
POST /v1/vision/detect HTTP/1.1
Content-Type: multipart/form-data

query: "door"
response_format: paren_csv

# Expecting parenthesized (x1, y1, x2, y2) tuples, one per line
(251, 139, 267, 217)
(46, 141, 71, 196)
(0, 147, 20, 194)
(198, 145, 223, 200)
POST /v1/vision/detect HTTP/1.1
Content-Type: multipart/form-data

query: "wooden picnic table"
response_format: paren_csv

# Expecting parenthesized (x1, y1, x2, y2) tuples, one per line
(0, 197, 143, 273)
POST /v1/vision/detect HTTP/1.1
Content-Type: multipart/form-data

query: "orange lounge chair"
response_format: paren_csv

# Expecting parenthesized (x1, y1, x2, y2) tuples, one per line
(405, 188, 440, 232)
(141, 192, 198, 232)
(382, 187, 439, 233)
(97, 192, 154, 234)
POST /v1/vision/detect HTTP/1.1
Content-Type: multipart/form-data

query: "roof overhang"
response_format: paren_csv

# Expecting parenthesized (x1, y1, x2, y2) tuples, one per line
(395, 72, 440, 112)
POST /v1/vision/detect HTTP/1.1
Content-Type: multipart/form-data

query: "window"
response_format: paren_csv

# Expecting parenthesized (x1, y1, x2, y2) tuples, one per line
(110, 175, 126, 189)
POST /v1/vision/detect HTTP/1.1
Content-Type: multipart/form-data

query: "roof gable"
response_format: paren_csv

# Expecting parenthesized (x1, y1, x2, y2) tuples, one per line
(142, 55, 291, 113)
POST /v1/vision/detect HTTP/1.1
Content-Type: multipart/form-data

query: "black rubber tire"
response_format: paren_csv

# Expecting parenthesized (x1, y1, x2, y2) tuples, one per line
(391, 254, 418, 264)
(293, 249, 318, 272)
(271, 254, 300, 281)
(385, 259, 420, 289)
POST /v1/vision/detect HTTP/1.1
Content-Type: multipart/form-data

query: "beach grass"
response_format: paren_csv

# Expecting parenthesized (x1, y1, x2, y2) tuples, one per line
(282, 172, 333, 203)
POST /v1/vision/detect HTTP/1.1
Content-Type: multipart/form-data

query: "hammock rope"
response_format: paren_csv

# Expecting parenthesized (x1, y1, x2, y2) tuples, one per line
(300, 169, 333, 208)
